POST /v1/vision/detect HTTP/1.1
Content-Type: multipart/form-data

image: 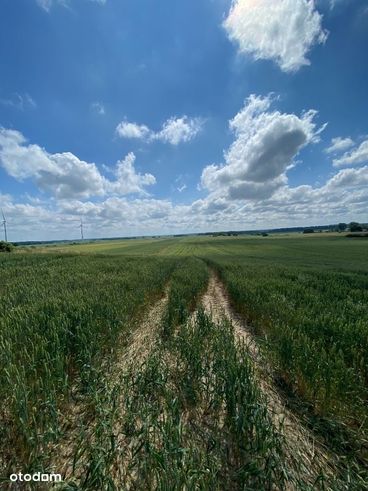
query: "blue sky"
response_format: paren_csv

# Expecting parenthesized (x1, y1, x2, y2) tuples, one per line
(0, 0, 368, 241)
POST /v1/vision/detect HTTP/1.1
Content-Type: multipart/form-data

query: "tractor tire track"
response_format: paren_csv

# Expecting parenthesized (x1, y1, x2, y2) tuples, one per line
(52, 288, 169, 488)
(201, 271, 339, 490)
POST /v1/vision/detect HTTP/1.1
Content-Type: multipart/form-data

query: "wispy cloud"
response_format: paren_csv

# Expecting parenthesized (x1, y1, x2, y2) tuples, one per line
(36, 0, 106, 12)
(91, 102, 106, 115)
(0, 93, 37, 110)
(36, 0, 53, 11)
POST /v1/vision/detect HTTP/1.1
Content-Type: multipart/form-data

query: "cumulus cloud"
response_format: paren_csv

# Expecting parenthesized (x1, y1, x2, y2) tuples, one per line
(325, 136, 354, 154)
(266, 165, 368, 220)
(3, 164, 368, 241)
(332, 139, 368, 167)
(224, 0, 328, 72)
(60, 197, 172, 223)
(108, 153, 156, 195)
(0, 128, 155, 199)
(116, 121, 151, 140)
(115, 116, 204, 145)
(190, 164, 368, 233)
(155, 117, 203, 145)
(201, 94, 325, 201)
(326, 165, 368, 188)
(2, 112, 367, 241)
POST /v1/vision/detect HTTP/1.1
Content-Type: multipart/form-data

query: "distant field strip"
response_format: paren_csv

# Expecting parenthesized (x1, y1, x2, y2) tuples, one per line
(40, 234, 368, 269)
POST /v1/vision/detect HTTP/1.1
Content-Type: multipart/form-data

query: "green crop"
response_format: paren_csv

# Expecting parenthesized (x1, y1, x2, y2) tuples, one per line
(1, 234, 367, 489)
(0, 253, 176, 478)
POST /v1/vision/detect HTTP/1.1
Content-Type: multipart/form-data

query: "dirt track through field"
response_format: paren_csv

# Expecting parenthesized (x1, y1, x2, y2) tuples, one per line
(115, 288, 169, 372)
(52, 289, 169, 486)
(201, 272, 338, 490)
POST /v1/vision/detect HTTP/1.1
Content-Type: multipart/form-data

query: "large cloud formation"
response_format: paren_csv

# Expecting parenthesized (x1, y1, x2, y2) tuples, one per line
(2, 102, 368, 241)
(201, 94, 325, 201)
(2, 164, 368, 241)
(0, 128, 155, 199)
(224, 0, 328, 73)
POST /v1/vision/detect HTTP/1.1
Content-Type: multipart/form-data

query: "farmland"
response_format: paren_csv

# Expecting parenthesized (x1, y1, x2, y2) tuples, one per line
(0, 234, 367, 489)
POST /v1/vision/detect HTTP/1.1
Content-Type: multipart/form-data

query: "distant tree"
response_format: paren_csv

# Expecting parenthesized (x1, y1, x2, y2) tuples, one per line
(303, 228, 314, 234)
(0, 241, 14, 252)
(349, 222, 363, 232)
(337, 222, 347, 232)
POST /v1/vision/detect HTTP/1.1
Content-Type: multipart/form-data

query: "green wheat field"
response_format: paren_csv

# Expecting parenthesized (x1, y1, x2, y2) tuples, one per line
(0, 234, 367, 490)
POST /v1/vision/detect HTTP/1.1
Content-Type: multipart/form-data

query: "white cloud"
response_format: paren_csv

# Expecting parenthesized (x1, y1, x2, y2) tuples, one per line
(0, 128, 155, 199)
(0, 129, 54, 180)
(108, 153, 156, 195)
(2, 110, 367, 241)
(36, 152, 107, 199)
(115, 116, 204, 145)
(332, 139, 368, 167)
(60, 197, 172, 223)
(188, 164, 368, 232)
(155, 117, 203, 145)
(3, 165, 368, 242)
(224, 0, 328, 72)
(201, 94, 325, 201)
(325, 136, 354, 154)
(326, 165, 368, 188)
(115, 121, 151, 140)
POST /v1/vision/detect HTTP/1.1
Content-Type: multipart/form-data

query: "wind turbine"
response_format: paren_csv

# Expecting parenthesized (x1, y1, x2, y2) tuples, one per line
(79, 219, 84, 240)
(1, 209, 8, 242)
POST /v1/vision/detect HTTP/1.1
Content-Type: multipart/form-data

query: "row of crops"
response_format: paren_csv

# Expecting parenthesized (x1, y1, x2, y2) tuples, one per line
(206, 255, 368, 485)
(0, 253, 177, 481)
(0, 254, 291, 489)
(64, 258, 290, 490)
